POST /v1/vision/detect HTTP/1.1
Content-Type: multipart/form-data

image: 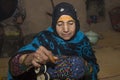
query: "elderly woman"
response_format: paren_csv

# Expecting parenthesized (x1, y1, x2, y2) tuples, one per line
(8, 2, 99, 80)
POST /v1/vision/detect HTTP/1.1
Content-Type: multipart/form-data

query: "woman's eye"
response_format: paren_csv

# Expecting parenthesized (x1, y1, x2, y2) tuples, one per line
(68, 21, 74, 25)
(57, 22, 63, 26)
(69, 22, 73, 25)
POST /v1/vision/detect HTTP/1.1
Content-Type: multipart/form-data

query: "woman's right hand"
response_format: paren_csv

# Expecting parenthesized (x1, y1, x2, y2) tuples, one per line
(21, 46, 58, 68)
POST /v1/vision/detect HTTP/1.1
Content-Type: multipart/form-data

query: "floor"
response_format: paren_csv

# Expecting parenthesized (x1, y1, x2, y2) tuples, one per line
(0, 30, 120, 80)
(93, 30, 120, 80)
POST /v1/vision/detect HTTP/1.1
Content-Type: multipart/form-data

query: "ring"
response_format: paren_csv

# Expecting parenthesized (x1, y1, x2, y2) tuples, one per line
(37, 56, 40, 60)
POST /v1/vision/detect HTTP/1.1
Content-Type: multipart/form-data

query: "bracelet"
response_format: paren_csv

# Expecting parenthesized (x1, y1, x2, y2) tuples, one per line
(22, 54, 29, 65)
(20, 54, 32, 71)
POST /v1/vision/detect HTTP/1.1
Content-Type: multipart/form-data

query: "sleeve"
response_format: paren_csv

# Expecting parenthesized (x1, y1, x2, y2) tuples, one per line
(81, 36, 99, 80)
(8, 34, 42, 77)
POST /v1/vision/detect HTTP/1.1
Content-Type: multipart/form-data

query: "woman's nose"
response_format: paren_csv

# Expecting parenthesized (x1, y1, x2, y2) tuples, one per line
(63, 23, 69, 32)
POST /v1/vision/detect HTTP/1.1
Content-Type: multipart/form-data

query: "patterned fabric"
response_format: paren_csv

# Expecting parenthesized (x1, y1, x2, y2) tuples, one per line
(8, 27, 99, 80)
(9, 54, 30, 76)
(9, 54, 23, 76)
(47, 56, 85, 79)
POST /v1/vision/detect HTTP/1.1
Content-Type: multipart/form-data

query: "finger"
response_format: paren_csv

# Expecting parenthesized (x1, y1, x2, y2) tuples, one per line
(36, 49, 41, 54)
(36, 56, 47, 65)
(41, 46, 59, 63)
(34, 53, 41, 61)
(37, 50, 49, 61)
(38, 46, 54, 62)
(32, 60, 41, 68)
(34, 52, 48, 64)
(32, 53, 41, 67)
(42, 50, 56, 63)
(38, 46, 58, 63)
(53, 56, 59, 61)
(48, 55, 56, 63)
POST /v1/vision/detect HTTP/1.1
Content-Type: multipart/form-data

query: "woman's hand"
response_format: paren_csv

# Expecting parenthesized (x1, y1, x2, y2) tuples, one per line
(21, 46, 58, 68)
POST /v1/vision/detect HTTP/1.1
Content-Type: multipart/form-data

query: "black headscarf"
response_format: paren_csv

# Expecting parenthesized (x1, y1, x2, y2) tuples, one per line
(51, 2, 80, 34)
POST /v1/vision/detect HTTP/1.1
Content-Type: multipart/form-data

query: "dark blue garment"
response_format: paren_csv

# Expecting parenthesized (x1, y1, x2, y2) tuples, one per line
(8, 27, 99, 80)
(47, 56, 86, 79)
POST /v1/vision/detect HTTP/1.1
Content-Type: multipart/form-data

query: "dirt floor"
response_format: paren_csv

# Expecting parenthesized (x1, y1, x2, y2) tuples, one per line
(93, 30, 120, 80)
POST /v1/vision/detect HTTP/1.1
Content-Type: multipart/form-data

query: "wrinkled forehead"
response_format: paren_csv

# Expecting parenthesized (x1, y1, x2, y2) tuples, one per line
(57, 15, 74, 22)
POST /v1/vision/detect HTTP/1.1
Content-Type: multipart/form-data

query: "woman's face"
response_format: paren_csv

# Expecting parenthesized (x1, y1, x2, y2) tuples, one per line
(56, 15, 76, 40)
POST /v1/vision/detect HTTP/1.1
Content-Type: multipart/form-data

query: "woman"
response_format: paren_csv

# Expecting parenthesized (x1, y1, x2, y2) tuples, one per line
(8, 2, 99, 80)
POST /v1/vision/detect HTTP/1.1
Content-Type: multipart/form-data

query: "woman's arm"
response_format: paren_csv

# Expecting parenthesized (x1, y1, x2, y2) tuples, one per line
(9, 47, 57, 77)
(9, 53, 34, 76)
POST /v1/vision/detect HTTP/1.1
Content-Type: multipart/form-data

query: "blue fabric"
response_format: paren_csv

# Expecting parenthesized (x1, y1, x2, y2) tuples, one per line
(8, 27, 99, 80)
(47, 56, 85, 79)
(7, 71, 13, 80)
